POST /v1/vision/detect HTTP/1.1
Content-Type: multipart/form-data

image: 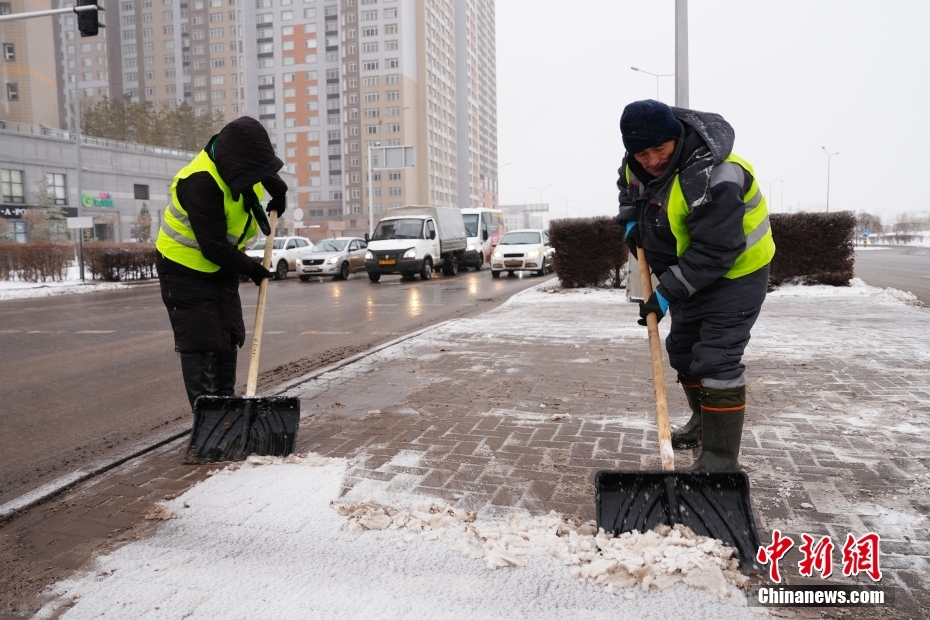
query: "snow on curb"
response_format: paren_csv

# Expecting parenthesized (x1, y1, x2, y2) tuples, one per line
(334, 500, 749, 599)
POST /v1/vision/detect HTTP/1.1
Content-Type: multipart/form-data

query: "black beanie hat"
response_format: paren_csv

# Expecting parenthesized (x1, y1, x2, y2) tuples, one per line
(619, 99, 683, 154)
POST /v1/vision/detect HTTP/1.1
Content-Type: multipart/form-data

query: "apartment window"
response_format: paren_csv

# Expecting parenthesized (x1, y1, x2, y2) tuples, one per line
(305, 101, 318, 111)
(328, 161, 341, 171)
(0, 3, 10, 15)
(384, 8, 397, 17)
(362, 61, 379, 72)
(327, 145, 342, 156)
(386, 74, 398, 85)
(327, 130, 341, 140)
(365, 124, 379, 134)
(307, 146, 320, 156)
(124, 44, 136, 53)
(209, 28, 223, 38)
(192, 30, 205, 40)
(384, 40, 398, 51)
(387, 123, 400, 133)
(386, 106, 400, 116)
(386, 58, 399, 69)
(281, 10, 293, 20)
(350, 157, 360, 168)
(194, 92, 208, 102)
(305, 54, 317, 63)
(163, 10, 173, 19)
(363, 108, 378, 118)
(195, 77, 207, 87)
(212, 58, 225, 67)
(326, 84, 339, 95)
(361, 10, 376, 20)
(193, 15, 204, 25)
(123, 16, 135, 25)
(303, 8, 316, 19)
(363, 92, 379, 102)
(1, 169, 24, 203)
(386, 90, 399, 100)
(194, 59, 206, 69)
(3, 44, 13, 61)
(166, 84, 176, 93)
(144, 56, 155, 66)
(212, 90, 225, 100)
(361, 27, 377, 37)
(384, 23, 398, 35)
(133, 184, 150, 200)
(327, 206, 342, 215)
(259, 104, 276, 114)
(211, 43, 224, 53)
(164, 39, 175, 49)
(209, 11, 223, 21)
(388, 171, 401, 181)
(124, 31, 136, 40)
(122, 1, 134, 9)
(351, 173, 360, 183)
(163, 25, 173, 35)
(349, 125, 359, 135)
(258, 58, 274, 68)
(361, 42, 378, 53)
(348, 62, 357, 72)
(284, 103, 296, 112)
(142, 13, 153, 22)
(327, 114, 340, 125)
(143, 28, 153, 37)
(389, 187, 401, 197)
(326, 100, 339, 110)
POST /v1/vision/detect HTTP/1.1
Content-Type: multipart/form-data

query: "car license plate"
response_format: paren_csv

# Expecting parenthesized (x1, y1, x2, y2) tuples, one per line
(379, 259, 396, 266)
(504, 261, 522, 268)
(306, 267, 321, 272)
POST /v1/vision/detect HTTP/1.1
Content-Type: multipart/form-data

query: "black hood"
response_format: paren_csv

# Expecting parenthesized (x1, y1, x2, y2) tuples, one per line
(208, 116, 283, 200)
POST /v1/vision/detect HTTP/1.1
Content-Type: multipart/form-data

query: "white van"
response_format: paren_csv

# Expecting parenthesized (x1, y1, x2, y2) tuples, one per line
(364, 205, 467, 282)
(460, 208, 505, 270)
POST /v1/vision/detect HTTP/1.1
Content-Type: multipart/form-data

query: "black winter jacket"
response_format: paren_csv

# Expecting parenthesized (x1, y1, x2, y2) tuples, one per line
(616, 108, 758, 304)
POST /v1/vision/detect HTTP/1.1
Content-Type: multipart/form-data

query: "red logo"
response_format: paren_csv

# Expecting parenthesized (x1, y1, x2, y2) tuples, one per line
(757, 529, 795, 583)
(842, 533, 883, 581)
(758, 531, 882, 583)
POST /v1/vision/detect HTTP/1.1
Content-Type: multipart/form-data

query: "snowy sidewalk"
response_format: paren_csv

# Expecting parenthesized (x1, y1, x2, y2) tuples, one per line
(29, 280, 930, 618)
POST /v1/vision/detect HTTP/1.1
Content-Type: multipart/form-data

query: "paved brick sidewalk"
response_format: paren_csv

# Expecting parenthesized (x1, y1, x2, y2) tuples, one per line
(2, 281, 928, 619)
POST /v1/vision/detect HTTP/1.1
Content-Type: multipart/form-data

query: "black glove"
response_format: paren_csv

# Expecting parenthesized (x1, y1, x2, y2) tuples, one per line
(637, 290, 669, 326)
(266, 195, 286, 217)
(262, 174, 288, 217)
(623, 221, 641, 257)
(249, 262, 273, 286)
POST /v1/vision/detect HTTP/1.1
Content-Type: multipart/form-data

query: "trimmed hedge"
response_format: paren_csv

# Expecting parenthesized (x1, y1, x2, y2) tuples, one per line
(549, 217, 629, 288)
(547, 211, 856, 290)
(769, 211, 856, 287)
(0, 242, 72, 282)
(83, 243, 158, 282)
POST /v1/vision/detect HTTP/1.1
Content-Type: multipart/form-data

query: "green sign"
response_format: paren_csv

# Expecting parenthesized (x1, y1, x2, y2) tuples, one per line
(82, 192, 115, 208)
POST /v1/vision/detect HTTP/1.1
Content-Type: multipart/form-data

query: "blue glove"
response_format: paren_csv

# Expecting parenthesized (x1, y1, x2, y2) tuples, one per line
(638, 290, 669, 326)
(623, 221, 641, 256)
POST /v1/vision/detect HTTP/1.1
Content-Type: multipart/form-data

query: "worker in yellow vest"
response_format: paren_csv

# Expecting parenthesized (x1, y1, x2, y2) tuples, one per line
(616, 100, 775, 471)
(156, 116, 287, 410)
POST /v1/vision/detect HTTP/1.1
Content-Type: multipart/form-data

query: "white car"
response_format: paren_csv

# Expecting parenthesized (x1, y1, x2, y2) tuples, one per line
(490, 229, 555, 278)
(245, 236, 312, 280)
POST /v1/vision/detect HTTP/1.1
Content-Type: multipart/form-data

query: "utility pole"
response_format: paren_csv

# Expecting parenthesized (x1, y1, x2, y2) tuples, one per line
(675, 0, 689, 108)
(822, 147, 839, 213)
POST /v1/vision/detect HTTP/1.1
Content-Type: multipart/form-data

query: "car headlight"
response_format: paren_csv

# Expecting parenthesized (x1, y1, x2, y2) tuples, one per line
(403, 248, 417, 259)
(327, 256, 339, 264)
(526, 249, 540, 258)
(365, 251, 374, 260)
(492, 251, 502, 259)
(466, 240, 476, 250)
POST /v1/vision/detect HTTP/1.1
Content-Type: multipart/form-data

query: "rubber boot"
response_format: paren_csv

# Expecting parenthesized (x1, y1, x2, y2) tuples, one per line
(671, 373, 703, 449)
(691, 386, 745, 471)
(179, 351, 238, 410)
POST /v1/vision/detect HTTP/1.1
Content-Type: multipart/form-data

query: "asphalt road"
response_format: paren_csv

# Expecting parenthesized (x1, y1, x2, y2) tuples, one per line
(0, 269, 553, 506)
(853, 244, 930, 304)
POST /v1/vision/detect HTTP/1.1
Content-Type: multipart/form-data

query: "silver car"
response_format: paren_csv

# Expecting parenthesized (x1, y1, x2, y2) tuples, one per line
(298, 237, 369, 281)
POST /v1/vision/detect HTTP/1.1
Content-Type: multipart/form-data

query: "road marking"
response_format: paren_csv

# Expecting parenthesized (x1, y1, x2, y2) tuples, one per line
(26, 331, 66, 334)
(76, 330, 117, 334)
(301, 331, 352, 335)
(265, 331, 286, 334)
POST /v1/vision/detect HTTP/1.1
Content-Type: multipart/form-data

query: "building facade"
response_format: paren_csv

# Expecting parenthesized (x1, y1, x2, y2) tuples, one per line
(1, 0, 61, 128)
(1, 120, 297, 242)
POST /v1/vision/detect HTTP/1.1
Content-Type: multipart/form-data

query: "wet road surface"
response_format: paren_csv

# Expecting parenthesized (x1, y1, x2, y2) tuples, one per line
(0, 269, 553, 505)
(853, 245, 930, 304)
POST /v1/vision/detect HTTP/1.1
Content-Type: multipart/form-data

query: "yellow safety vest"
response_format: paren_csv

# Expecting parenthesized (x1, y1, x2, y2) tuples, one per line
(626, 153, 775, 279)
(156, 150, 262, 273)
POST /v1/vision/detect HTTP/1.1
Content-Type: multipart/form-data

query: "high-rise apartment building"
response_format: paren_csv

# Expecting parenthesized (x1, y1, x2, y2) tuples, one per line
(240, 0, 497, 238)
(7, 0, 497, 239)
(1, 0, 61, 127)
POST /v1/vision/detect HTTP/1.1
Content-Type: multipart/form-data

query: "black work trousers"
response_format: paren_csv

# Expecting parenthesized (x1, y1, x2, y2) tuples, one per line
(665, 266, 769, 388)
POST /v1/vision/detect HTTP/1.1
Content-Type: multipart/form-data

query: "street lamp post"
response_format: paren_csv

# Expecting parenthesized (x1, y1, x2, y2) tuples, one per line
(821, 147, 839, 213)
(761, 177, 782, 213)
(631, 67, 674, 101)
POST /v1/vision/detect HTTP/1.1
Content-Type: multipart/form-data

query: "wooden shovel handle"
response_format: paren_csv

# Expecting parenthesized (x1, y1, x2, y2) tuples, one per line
(245, 210, 277, 397)
(636, 246, 675, 471)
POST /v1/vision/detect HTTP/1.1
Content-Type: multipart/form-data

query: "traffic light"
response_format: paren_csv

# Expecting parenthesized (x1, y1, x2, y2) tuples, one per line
(77, 0, 104, 38)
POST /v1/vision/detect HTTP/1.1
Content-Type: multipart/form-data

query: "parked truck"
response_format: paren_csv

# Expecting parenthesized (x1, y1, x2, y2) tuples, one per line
(364, 205, 467, 282)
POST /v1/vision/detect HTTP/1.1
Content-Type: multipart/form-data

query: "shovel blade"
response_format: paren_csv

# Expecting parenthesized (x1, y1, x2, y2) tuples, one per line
(187, 395, 300, 463)
(595, 470, 763, 570)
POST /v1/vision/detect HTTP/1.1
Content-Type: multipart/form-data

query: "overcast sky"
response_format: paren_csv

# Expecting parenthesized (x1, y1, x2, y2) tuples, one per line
(495, 1, 930, 226)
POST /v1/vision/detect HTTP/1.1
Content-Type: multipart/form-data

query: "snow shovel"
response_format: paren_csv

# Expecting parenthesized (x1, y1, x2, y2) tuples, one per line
(594, 247, 762, 570)
(186, 210, 301, 463)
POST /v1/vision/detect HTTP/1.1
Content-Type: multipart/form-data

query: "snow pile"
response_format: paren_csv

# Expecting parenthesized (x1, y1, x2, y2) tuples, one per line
(334, 501, 748, 599)
(769, 277, 925, 306)
(143, 502, 176, 521)
(205, 452, 346, 476)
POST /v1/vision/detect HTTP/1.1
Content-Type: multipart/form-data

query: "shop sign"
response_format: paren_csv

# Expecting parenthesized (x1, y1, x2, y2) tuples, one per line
(82, 192, 115, 208)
